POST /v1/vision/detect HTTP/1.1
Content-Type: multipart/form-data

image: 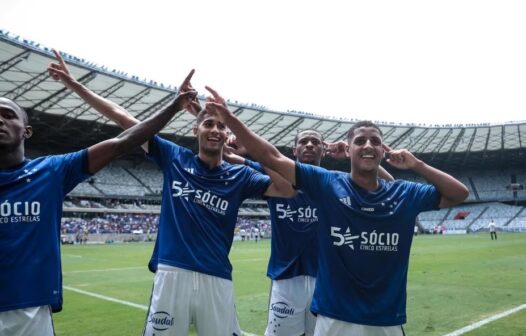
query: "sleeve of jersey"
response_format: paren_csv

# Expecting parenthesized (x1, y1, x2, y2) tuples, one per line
(244, 159, 266, 174)
(412, 182, 441, 211)
(146, 135, 181, 168)
(295, 162, 332, 201)
(241, 167, 272, 199)
(56, 149, 92, 194)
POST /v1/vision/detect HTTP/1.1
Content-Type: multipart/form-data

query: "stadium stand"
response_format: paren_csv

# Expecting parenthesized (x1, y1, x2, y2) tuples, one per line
(1, 30, 526, 239)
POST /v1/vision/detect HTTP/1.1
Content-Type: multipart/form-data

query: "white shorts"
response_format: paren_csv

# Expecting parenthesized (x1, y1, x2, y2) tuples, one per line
(0, 305, 54, 336)
(265, 275, 316, 336)
(142, 264, 241, 336)
(314, 315, 405, 336)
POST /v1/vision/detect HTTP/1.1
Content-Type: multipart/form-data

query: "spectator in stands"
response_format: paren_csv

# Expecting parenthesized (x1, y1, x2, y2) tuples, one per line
(205, 98, 469, 336)
(0, 53, 197, 336)
(488, 219, 497, 240)
(50, 52, 295, 336)
(225, 129, 393, 336)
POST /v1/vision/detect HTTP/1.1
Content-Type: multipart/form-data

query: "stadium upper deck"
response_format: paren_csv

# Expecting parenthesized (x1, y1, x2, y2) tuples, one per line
(1, 30, 525, 171)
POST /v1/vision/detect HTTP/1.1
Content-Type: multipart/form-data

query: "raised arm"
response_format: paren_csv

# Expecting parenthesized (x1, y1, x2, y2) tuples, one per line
(384, 145, 469, 208)
(204, 86, 297, 185)
(223, 135, 296, 198)
(86, 70, 197, 174)
(48, 49, 139, 129)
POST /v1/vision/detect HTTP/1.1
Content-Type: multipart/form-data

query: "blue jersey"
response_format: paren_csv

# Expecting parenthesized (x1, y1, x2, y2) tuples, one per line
(245, 160, 319, 280)
(296, 162, 440, 326)
(147, 136, 271, 280)
(0, 151, 89, 313)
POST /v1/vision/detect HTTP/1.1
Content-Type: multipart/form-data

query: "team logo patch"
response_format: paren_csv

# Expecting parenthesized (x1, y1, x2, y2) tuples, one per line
(339, 196, 352, 206)
(148, 311, 175, 331)
(171, 179, 230, 215)
(331, 226, 400, 252)
(270, 301, 295, 318)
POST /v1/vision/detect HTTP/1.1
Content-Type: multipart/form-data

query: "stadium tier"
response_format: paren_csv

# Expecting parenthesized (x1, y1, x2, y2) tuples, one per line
(1, 30, 525, 172)
(2, 30, 526, 235)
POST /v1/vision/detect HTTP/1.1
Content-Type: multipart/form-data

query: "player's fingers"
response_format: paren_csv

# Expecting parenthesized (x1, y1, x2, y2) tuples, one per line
(382, 143, 392, 152)
(181, 69, 195, 88)
(204, 86, 220, 98)
(52, 49, 68, 71)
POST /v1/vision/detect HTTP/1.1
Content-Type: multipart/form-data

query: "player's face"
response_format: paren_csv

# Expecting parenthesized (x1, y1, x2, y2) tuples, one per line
(347, 127, 384, 172)
(0, 101, 30, 148)
(193, 114, 228, 156)
(293, 131, 324, 165)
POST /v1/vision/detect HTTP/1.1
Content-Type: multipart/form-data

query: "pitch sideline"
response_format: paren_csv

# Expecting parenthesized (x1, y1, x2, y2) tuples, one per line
(442, 303, 526, 336)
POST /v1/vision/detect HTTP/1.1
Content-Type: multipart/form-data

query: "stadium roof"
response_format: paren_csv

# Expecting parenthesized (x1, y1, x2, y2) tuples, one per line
(1, 30, 525, 171)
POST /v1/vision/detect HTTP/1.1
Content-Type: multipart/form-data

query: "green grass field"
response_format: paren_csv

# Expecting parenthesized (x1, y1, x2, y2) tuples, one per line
(54, 233, 526, 335)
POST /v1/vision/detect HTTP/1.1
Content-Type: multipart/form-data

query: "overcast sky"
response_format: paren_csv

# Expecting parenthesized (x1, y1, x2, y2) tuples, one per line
(1, 0, 526, 125)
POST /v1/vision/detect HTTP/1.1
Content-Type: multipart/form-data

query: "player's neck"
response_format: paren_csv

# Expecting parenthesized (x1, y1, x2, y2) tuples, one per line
(197, 151, 223, 169)
(0, 146, 25, 169)
(350, 169, 379, 191)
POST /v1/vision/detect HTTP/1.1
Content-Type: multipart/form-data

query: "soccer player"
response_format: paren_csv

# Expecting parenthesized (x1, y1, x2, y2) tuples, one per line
(205, 92, 469, 336)
(488, 219, 497, 240)
(225, 133, 393, 336)
(0, 64, 198, 335)
(49, 52, 295, 336)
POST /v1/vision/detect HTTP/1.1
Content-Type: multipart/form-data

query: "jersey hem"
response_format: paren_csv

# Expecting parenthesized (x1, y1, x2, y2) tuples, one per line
(0, 299, 58, 313)
(157, 259, 232, 280)
(311, 308, 406, 327)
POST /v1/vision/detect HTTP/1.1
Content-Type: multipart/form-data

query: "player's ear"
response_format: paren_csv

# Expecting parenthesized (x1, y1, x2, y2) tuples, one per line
(23, 126, 33, 139)
(192, 126, 198, 135)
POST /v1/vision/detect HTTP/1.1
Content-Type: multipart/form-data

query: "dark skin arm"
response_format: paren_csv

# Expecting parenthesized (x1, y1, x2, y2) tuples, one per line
(85, 70, 197, 174)
(48, 49, 200, 152)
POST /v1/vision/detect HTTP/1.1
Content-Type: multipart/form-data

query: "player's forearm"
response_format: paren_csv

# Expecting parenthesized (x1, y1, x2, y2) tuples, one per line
(67, 80, 139, 129)
(223, 112, 283, 171)
(412, 160, 469, 206)
(114, 97, 182, 152)
(223, 152, 246, 165)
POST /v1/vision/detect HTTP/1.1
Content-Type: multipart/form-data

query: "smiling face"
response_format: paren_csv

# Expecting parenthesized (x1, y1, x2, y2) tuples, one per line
(293, 130, 324, 166)
(347, 126, 384, 173)
(0, 97, 32, 150)
(192, 112, 228, 157)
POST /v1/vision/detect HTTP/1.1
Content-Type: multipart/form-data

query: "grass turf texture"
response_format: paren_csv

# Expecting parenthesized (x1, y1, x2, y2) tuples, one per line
(54, 233, 526, 335)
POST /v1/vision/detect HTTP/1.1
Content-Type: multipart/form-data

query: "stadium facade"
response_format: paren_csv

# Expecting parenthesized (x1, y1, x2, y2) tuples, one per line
(1, 30, 525, 238)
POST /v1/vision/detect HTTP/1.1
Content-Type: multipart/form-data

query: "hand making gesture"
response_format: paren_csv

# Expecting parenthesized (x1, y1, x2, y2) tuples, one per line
(172, 69, 198, 112)
(203, 86, 231, 122)
(48, 49, 77, 88)
(383, 144, 420, 170)
(324, 140, 348, 159)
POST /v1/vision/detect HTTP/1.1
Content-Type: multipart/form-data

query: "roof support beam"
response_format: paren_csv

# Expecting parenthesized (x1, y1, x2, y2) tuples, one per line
(389, 128, 415, 149)
(412, 129, 437, 153)
(430, 128, 453, 161)
(30, 71, 97, 118)
(0, 50, 30, 75)
(269, 117, 305, 143)
(322, 122, 343, 141)
(4, 70, 49, 100)
(134, 93, 174, 121)
(255, 115, 284, 136)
